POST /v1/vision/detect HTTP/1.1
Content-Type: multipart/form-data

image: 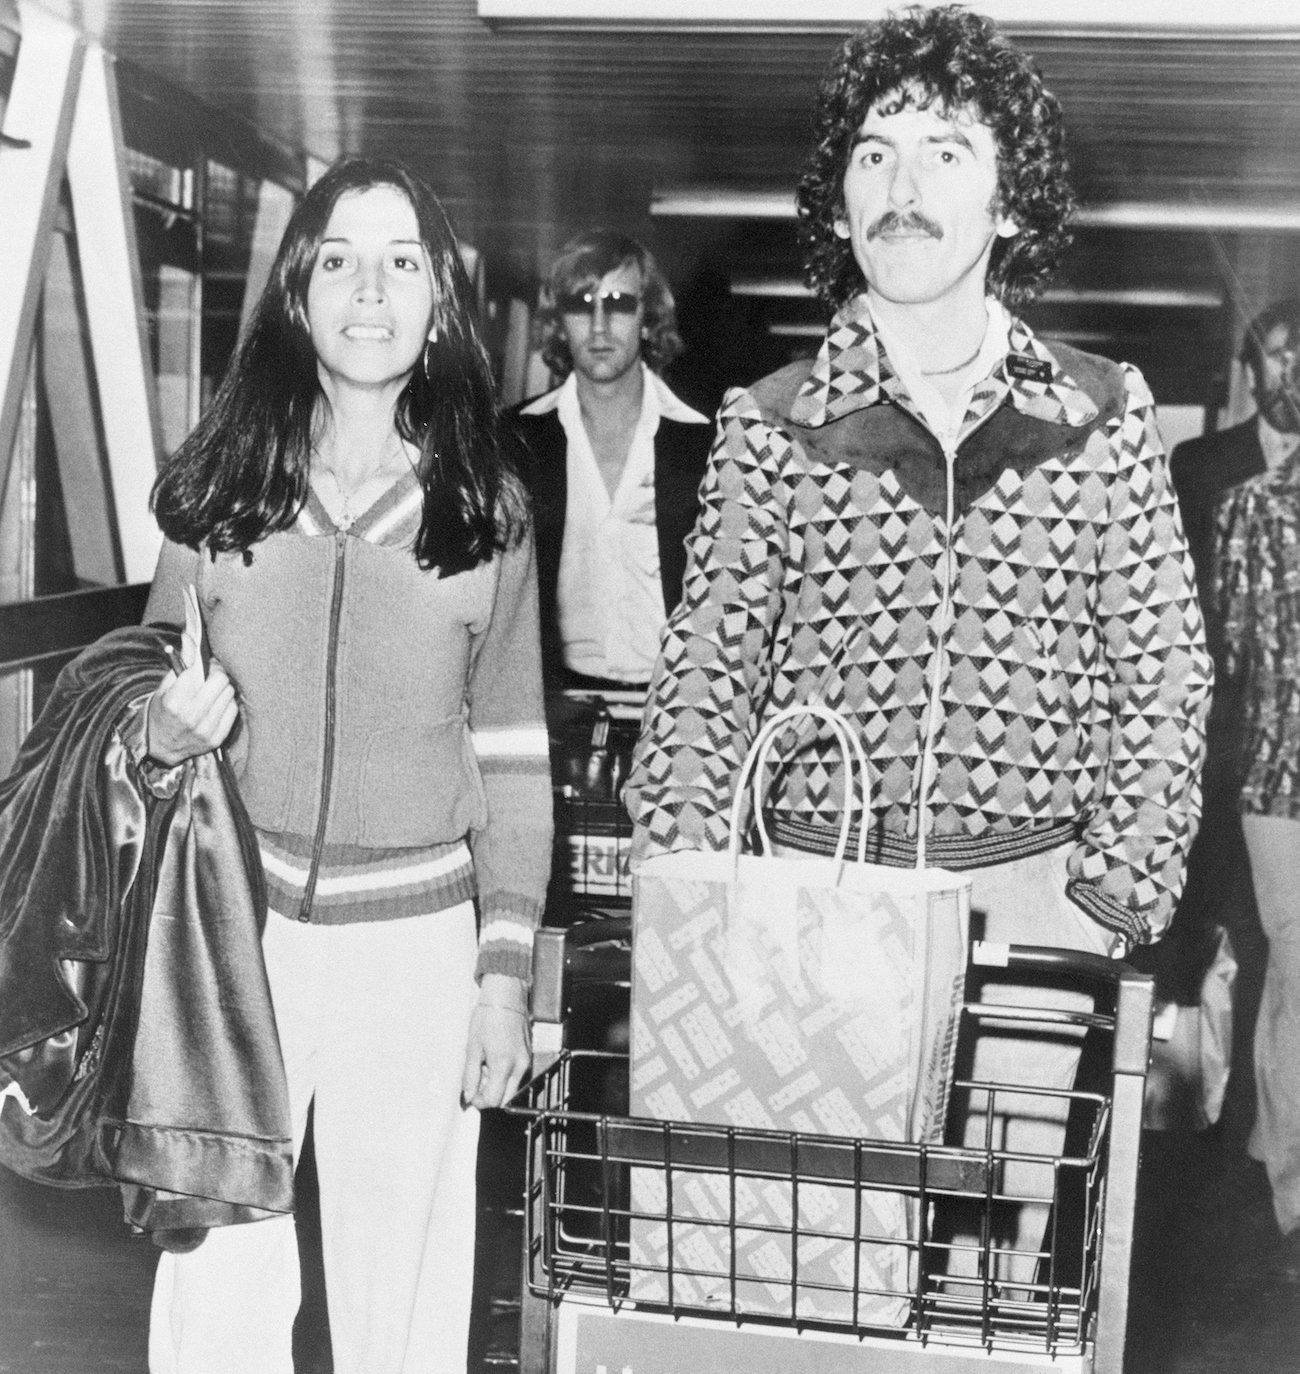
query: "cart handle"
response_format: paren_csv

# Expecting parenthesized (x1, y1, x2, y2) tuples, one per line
(531, 924, 1154, 1076)
(973, 941, 1154, 1077)
(528, 918, 631, 1027)
(974, 939, 1134, 983)
(564, 915, 631, 950)
(555, 927, 1139, 976)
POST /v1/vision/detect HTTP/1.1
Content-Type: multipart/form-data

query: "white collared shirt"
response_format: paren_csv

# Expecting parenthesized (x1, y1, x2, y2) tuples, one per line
(873, 298, 1012, 447)
(523, 364, 709, 682)
(1258, 414, 1300, 475)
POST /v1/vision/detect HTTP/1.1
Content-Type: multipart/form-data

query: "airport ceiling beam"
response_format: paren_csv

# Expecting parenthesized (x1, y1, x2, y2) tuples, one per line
(0, 2, 81, 503)
(0, 2, 163, 585)
(480, 0, 1300, 32)
(67, 43, 163, 582)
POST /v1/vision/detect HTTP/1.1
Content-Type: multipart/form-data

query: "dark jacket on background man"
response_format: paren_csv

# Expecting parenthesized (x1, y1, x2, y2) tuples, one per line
(511, 404, 712, 679)
(1170, 418, 1265, 791)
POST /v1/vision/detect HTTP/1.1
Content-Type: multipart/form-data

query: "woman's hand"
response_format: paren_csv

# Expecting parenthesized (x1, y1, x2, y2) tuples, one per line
(145, 656, 239, 766)
(461, 974, 531, 1110)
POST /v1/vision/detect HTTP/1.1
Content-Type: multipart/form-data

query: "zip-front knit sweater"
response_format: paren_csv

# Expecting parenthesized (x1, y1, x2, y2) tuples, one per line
(626, 296, 1211, 946)
(143, 473, 552, 982)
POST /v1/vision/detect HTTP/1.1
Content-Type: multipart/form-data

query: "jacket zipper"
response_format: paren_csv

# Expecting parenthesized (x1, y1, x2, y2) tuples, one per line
(908, 440, 957, 858)
(298, 532, 347, 921)
(907, 402, 1003, 858)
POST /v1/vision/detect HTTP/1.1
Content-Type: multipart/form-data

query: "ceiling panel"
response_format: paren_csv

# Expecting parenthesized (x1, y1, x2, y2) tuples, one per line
(25, 0, 1300, 409)
(36, 0, 1300, 267)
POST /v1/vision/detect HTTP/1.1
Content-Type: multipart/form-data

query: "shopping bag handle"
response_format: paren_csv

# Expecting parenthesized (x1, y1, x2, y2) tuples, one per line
(727, 700, 870, 877)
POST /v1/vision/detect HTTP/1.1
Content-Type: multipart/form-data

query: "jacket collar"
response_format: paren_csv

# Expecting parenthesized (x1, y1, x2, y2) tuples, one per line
(787, 293, 1100, 433)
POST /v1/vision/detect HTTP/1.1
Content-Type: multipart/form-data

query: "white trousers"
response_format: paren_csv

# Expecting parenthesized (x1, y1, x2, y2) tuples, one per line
(948, 844, 1113, 1284)
(1244, 813, 1300, 1237)
(149, 902, 482, 1374)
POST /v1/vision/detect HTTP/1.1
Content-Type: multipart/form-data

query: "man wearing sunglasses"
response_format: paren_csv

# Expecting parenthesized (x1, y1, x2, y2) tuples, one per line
(513, 229, 712, 689)
(1171, 297, 1300, 1283)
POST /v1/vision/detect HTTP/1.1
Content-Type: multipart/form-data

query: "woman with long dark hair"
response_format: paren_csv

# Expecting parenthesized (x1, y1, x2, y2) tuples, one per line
(138, 157, 551, 1373)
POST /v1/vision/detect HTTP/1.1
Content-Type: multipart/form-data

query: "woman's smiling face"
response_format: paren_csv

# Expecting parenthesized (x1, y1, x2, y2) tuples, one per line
(306, 183, 436, 397)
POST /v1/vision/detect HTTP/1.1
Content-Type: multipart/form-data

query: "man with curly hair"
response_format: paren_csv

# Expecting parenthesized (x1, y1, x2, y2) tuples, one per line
(513, 229, 712, 688)
(627, 5, 1209, 1284)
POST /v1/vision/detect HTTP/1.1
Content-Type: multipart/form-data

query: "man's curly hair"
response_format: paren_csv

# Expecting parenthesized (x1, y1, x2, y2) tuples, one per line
(535, 229, 683, 379)
(797, 5, 1075, 311)
(1240, 296, 1300, 382)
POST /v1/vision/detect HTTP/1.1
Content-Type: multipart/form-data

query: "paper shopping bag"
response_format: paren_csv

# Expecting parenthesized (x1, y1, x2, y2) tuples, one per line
(628, 702, 970, 1327)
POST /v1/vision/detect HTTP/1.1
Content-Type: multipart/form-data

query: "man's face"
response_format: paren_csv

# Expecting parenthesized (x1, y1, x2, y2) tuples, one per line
(1252, 323, 1300, 434)
(558, 261, 645, 386)
(834, 93, 1018, 313)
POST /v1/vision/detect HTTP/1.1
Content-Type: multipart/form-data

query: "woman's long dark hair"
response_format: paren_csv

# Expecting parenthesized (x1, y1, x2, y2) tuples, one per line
(151, 156, 525, 575)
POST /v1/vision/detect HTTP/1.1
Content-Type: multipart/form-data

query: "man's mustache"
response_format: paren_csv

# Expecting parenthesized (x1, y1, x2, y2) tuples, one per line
(866, 211, 943, 240)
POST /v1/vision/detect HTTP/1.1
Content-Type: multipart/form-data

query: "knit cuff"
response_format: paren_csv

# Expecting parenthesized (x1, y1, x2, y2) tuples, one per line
(1065, 877, 1150, 947)
(474, 898, 542, 984)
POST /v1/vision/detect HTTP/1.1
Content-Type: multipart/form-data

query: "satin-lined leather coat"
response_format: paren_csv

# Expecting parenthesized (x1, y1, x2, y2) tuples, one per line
(0, 627, 293, 1240)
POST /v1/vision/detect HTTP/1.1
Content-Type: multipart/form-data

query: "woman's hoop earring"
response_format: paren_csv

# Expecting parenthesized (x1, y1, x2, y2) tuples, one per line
(422, 337, 436, 385)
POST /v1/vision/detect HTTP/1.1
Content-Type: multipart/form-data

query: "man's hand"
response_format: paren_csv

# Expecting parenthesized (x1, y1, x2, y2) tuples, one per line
(461, 974, 531, 1110)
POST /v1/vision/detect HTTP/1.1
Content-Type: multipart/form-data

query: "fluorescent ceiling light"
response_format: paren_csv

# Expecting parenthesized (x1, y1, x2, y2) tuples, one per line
(651, 189, 1300, 233)
(479, 1, 1300, 32)
(738, 279, 1224, 309)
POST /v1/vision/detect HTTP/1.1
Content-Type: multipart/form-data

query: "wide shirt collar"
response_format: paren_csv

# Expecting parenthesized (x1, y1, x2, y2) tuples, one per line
(1257, 415, 1300, 480)
(786, 292, 1102, 438)
(520, 363, 709, 426)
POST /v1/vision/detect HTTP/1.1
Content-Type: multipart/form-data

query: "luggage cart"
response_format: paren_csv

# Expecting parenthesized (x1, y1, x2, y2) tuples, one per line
(544, 689, 643, 922)
(512, 917, 1154, 1374)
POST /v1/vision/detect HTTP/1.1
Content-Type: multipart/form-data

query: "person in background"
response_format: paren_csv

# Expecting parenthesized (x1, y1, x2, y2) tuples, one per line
(1173, 298, 1300, 1282)
(1171, 298, 1300, 658)
(626, 3, 1210, 1282)
(512, 229, 712, 690)
(137, 157, 551, 1374)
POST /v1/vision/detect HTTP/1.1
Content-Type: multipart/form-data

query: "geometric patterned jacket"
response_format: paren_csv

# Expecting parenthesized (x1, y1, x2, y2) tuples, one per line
(625, 294, 1211, 946)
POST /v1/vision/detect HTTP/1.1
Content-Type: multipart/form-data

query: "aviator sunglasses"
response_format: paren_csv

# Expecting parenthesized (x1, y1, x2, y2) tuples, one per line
(556, 288, 643, 316)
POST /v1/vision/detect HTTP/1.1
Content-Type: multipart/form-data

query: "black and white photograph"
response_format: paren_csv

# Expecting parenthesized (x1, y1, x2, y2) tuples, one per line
(1, 2, 1298, 1371)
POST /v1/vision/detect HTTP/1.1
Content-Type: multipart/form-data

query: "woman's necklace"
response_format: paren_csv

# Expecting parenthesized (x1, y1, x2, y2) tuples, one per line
(314, 432, 408, 531)
(921, 341, 982, 377)
(318, 467, 363, 529)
